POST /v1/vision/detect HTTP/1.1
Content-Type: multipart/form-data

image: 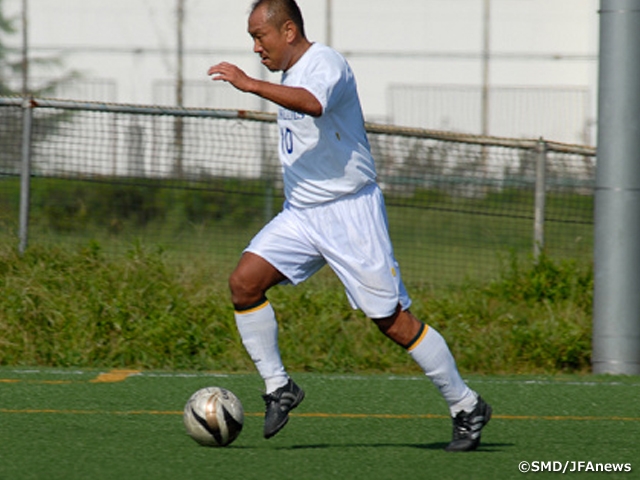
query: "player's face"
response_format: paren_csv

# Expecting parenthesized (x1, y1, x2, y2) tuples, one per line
(248, 6, 292, 72)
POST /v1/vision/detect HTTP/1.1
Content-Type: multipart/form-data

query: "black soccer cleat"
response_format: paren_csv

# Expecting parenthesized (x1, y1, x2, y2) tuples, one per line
(445, 396, 492, 452)
(262, 378, 305, 439)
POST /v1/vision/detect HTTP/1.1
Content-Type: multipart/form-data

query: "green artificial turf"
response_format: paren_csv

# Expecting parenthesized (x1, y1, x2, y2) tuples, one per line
(1, 369, 637, 480)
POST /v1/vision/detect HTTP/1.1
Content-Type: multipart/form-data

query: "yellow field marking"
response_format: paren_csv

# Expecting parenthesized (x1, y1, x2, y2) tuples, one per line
(1, 409, 638, 423)
(0, 379, 72, 385)
(0, 409, 182, 415)
(494, 414, 640, 422)
(0, 370, 140, 385)
(287, 412, 450, 420)
(291, 413, 640, 422)
(90, 369, 141, 383)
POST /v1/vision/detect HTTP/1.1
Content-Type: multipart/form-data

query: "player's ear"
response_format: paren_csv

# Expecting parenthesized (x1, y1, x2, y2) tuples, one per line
(282, 19, 297, 42)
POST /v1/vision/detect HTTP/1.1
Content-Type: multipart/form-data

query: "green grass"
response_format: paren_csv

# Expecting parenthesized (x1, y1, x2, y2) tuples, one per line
(0, 242, 592, 374)
(0, 176, 594, 286)
(0, 368, 637, 480)
(387, 204, 593, 285)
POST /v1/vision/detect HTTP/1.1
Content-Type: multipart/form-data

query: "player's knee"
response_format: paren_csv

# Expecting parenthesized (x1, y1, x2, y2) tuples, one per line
(371, 307, 423, 349)
(370, 304, 402, 335)
(228, 269, 259, 308)
(372, 316, 395, 335)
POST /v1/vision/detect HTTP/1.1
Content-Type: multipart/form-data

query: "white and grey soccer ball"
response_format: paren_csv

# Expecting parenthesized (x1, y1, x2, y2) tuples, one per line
(183, 387, 244, 447)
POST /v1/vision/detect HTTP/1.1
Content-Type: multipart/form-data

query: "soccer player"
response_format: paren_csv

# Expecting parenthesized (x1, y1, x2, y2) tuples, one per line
(207, 0, 491, 452)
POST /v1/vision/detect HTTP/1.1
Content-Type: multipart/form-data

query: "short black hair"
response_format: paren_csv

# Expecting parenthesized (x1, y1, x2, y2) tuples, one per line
(251, 0, 306, 38)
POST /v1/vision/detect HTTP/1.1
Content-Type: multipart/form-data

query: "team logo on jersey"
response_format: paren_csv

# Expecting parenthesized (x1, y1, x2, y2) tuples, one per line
(278, 109, 306, 121)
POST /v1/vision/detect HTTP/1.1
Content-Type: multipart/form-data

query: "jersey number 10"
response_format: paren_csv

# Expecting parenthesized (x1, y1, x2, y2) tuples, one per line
(280, 127, 294, 154)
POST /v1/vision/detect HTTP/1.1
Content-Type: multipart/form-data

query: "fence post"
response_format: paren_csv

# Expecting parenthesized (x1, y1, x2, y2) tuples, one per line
(533, 137, 547, 260)
(18, 97, 33, 255)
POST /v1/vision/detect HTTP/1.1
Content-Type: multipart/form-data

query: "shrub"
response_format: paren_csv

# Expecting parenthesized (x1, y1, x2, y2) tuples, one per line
(0, 243, 593, 374)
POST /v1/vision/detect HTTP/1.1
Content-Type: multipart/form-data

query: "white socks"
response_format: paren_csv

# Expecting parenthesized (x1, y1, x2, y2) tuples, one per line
(234, 299, 289, 394)
(235, 299, 477, 415)
(408, 325, 478, 416)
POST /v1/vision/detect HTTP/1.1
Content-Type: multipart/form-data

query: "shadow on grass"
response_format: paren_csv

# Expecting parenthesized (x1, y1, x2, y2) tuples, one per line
(277, 441, 513, 452)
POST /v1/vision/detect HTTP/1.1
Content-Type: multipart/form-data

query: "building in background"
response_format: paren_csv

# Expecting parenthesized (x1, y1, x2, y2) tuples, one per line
(4, 0, 598, 145)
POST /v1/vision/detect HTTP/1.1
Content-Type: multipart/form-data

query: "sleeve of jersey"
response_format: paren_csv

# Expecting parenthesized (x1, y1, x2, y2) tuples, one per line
(297, 53, 346, 115)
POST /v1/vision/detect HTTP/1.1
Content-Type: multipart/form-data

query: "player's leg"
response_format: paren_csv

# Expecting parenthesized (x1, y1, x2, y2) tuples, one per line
(230, 251, 289, 394)
(407, 316, 492, 452)
(373, 308, 477, 414)
(314, 184, 491, 451)
(230, 252, 306, 439)
(229, 208, 325, 438)
(372, 308, 491, 451)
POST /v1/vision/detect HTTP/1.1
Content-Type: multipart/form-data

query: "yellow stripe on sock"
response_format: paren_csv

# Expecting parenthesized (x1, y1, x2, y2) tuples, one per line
(407, 324, 429, 352)
(235, 299, 270, 315)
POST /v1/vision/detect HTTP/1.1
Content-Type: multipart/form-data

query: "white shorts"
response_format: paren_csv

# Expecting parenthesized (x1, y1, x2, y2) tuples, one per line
(245, 183, 411, 319)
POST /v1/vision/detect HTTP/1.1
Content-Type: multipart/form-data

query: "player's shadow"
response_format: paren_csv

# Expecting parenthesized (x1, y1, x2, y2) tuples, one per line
(279, 441, 512, 452)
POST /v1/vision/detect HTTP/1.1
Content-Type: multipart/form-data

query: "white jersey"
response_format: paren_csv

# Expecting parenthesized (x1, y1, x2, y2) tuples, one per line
(278, 42, 377, 208)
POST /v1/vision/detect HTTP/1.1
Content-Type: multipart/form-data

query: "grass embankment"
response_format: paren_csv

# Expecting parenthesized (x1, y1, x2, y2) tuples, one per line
(0, 242, 592, 374)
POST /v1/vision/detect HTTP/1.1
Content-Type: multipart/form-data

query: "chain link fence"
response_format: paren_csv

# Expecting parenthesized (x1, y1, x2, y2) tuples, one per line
(0, 97, 595, 286)
(388, 84, 593, 145)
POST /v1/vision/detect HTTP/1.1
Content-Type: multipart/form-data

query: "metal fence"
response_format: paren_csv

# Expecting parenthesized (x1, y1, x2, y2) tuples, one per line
(388, 84, 593, 146)
(0, 97, 596, 286)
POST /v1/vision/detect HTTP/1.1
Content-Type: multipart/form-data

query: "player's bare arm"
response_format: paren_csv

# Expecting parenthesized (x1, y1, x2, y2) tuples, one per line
(208, 62, 322, 117)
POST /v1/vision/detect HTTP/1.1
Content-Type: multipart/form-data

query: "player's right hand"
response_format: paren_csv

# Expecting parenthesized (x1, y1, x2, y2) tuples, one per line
(207, 62, 256, 93)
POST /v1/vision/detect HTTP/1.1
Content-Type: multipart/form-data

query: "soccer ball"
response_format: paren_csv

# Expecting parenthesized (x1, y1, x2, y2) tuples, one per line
(183, 386, 244, 447)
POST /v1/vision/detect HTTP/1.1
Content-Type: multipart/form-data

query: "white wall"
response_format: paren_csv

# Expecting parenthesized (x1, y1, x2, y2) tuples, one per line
(4, 0, 599, 141)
